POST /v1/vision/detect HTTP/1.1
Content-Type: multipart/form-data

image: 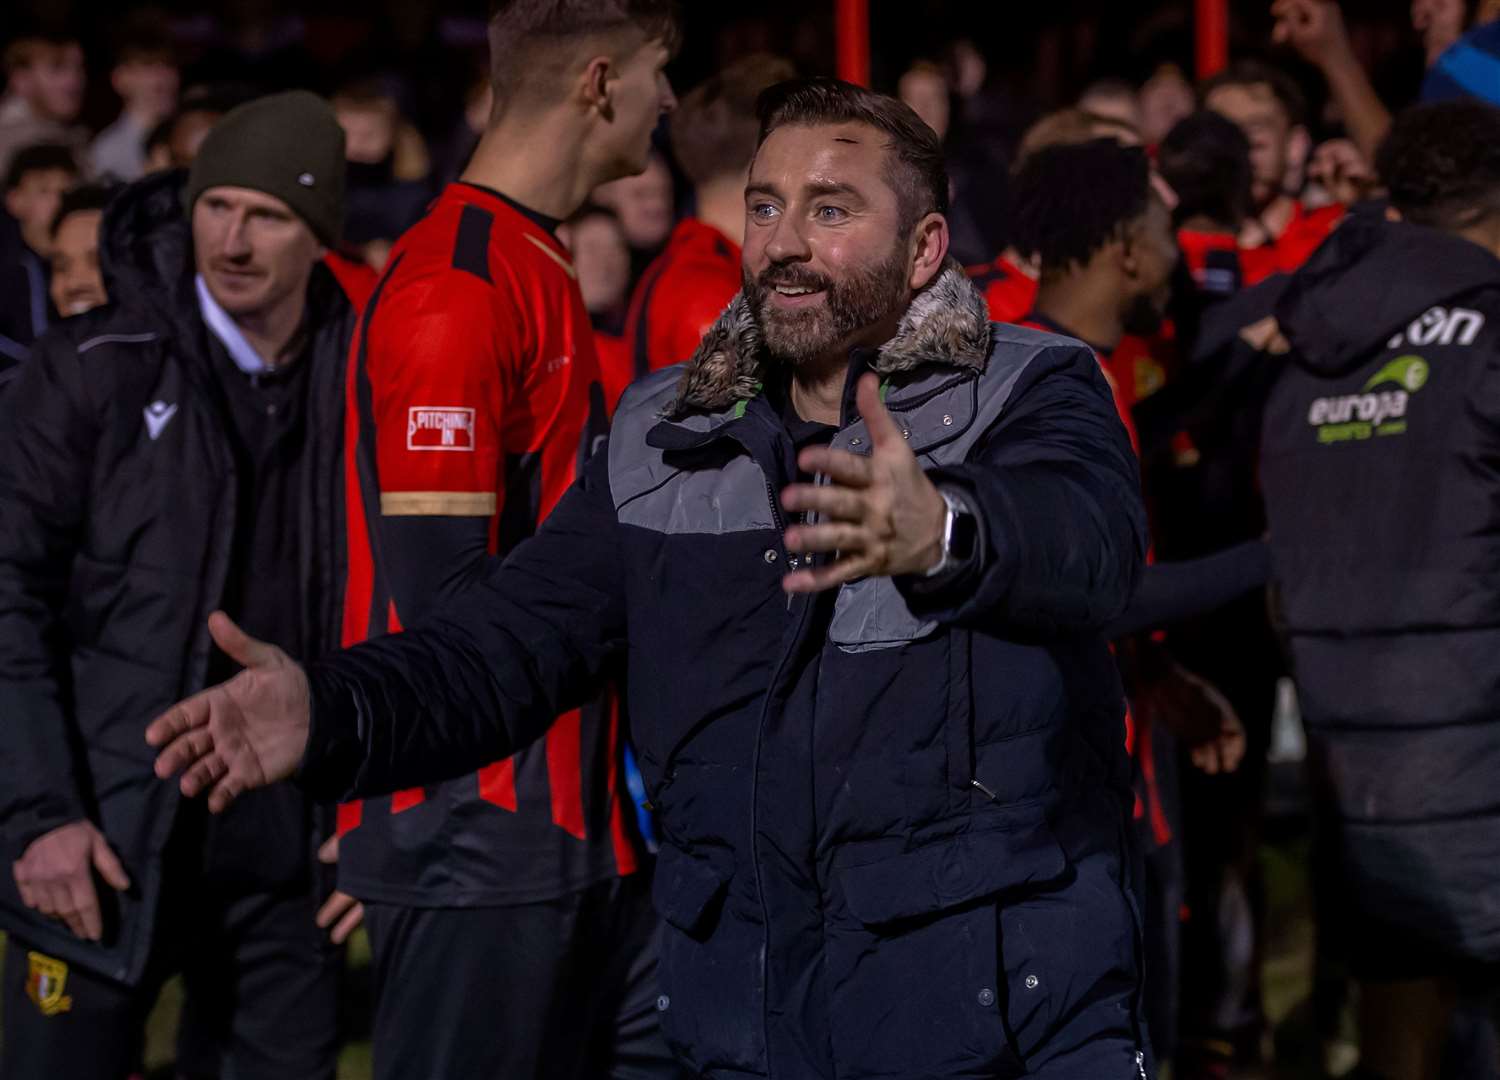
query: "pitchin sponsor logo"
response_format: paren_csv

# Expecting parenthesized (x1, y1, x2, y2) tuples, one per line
(407, 406, 477, 451)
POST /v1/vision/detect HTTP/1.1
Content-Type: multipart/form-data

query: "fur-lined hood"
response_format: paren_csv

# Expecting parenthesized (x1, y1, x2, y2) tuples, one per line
(669, 258, 992, 417)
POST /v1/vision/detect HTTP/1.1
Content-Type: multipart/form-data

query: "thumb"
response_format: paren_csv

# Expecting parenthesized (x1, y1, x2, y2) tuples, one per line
(855, 373, 903, 452)
(208, 610, 277, 670)
(90, 831, 131, 892)
(318, 834, 339, 865)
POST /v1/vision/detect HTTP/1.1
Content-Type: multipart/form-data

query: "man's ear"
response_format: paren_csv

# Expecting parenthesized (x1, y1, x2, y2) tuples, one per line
(908, 212, 950, 291)
(580, 55, 616, 120)
(2, 189, 22, 221)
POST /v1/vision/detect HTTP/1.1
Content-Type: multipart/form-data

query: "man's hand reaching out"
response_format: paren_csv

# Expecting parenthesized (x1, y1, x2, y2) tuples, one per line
(147, 611, 311, 813)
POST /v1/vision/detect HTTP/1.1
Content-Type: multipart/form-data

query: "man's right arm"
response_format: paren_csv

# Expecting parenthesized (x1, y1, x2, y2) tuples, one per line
(297, 443, 628, 803)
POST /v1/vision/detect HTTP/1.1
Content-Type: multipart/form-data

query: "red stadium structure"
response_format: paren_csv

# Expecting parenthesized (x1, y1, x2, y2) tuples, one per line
(830, 0, 1232, 87)
(1196, 0, 1231, 78)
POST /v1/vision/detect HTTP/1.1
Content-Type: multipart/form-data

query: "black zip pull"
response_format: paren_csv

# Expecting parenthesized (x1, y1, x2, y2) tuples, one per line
(970, 778, 999, 802)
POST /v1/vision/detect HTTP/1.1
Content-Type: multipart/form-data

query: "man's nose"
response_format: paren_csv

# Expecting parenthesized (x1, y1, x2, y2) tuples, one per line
(222, 211, 253, 258)
(763, 216, 811, 265)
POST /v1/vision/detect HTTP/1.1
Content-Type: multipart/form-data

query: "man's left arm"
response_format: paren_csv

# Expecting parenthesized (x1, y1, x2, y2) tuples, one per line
(904, 346, 1147, 633)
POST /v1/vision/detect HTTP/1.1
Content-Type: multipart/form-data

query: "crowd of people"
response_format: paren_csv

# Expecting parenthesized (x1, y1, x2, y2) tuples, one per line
(0, 1, 1499, 1079)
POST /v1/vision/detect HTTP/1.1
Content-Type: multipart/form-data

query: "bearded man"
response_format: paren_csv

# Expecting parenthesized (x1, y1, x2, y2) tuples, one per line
(150, 77, 1152, 1080)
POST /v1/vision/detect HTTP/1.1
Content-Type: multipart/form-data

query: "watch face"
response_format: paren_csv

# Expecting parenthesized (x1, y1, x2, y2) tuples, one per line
(951, 509, 978, 562)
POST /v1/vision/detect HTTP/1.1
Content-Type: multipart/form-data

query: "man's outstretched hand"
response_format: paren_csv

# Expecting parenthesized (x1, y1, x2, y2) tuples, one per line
(147, 611, 312, 813)
(780, 373, 948, 593)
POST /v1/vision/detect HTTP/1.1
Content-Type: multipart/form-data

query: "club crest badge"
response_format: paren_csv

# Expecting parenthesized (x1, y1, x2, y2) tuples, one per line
(25, 952, 73, 1016)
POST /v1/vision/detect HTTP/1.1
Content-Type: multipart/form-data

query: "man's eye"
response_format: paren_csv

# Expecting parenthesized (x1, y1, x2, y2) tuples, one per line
(816, 206, 848, 222)
(751, 203, 779, 222)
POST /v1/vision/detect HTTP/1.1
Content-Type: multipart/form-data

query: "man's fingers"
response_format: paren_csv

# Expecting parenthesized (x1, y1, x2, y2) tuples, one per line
(317, 834, 339, 864)
(332, 902, 364, 945)
(69, 878, 103, 941)
(316, 890, 354, 929)
(154, 721, 216, 780)
(854, 373, 903, 450)
(146, 695, 209, 753)
(180, 752, 228, 798)
(14, 870, 36, 910)
(797, 447, 872, 487)
(207, 610, 277, 670)
(90, 835, 131, 892)
(781, 484, 865, 522)
(785, 523, 862, 555)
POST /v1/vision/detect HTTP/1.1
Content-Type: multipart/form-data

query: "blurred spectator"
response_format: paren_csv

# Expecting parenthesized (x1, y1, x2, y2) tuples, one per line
(592, 149, 674, 282)
(1423, 9, 1500, 106)
(1158, 111, 1278, 298)
(90, 29, 181, 183)
(1256, 98, 1500, 1080)
(48, 183, 113, 318)
(967, 106, 1141, 326)
(1078, 77, 1146, 133)
(332, 79, 432, 264)
(616, 52, 793, 407)
(0, 144, 78, 362)
(142, 86, 249, 173)
(897, 61, 951, 140)
(1139, 62, 1196, 145)
(0, 91, 356, 1079)
(1203, 60, 1344, 273)
(1413, 0, 1476, 64)
(561, 204, 631, 331)
(559, 203, 632, 391)
(0, 33, 87, 177)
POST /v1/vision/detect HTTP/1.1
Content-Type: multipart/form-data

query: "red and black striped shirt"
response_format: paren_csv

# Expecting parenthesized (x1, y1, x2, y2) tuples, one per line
(338, 182, 640, 905)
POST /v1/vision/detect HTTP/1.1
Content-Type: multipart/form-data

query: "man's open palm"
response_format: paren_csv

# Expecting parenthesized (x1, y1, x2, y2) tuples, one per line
(147, 611, 311, 813)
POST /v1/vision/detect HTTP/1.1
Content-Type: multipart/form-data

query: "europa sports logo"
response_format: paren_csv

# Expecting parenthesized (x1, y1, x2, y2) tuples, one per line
(1305, 354, 1429, 445)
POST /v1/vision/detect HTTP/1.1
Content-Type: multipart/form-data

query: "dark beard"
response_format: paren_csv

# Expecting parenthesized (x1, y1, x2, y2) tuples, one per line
(743, 249, 910, 365)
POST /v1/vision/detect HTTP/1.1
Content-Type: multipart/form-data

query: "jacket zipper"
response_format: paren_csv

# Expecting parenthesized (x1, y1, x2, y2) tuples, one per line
(748, 471, 814, 1080)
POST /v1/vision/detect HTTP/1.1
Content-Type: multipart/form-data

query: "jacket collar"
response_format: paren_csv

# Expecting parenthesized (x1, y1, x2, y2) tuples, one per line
(666, 258, 992, 419)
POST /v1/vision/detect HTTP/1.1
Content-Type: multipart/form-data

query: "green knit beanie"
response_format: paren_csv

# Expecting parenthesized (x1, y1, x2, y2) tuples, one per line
(185, 90, 346, 247)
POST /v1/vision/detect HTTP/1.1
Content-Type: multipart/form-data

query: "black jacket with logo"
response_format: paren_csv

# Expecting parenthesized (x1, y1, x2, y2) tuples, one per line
(1260, 215, 1500, 964)
(0, 170, 352, 984)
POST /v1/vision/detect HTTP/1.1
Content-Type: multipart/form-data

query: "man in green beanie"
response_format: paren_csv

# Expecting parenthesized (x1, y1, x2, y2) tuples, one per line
(0, 89, 358, 1079)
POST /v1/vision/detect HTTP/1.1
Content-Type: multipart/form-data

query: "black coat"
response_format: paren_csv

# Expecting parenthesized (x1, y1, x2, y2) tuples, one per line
(1261, 215, 1500, 966)
(297, 265, 1154, 1078)
(0, 170, 352, 984)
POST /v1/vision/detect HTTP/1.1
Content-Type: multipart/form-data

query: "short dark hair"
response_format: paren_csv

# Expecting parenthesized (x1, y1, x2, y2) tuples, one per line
(1157, 110, 1254, 229)
(1378, 100, 1500, 231)
(50, 182, 116, 237)
(1009, 138, 1153, 273)
(1201, 59, 1307, 129)
(671, 53, 795, 187)
(487, 0, 681, 109)
(755, 76, 949, 232)
(4, 143, 79, 192)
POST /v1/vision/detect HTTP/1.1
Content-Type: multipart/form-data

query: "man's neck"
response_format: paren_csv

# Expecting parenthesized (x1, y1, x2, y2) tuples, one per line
(695, 176, 746, 252)
(790, 357, 847, 426)
(1033, 274, 1122, 352)
(461, 115, 597, 222)
(233, 291, 308, 368)
(123, 102, 166, 130)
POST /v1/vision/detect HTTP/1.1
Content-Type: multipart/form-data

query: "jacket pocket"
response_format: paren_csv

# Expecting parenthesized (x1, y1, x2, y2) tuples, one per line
(825, 819, 1066, 1078)
(650, 840, 767, 1075)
